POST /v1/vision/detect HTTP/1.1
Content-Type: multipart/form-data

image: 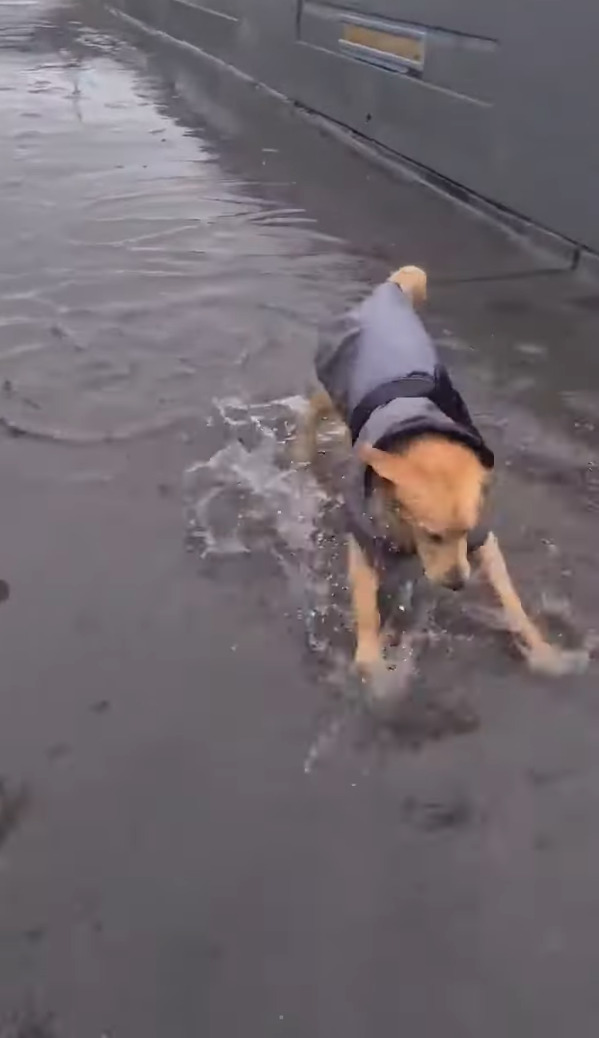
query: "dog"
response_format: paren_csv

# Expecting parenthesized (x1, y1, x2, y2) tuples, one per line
(296, 265, 586, 679)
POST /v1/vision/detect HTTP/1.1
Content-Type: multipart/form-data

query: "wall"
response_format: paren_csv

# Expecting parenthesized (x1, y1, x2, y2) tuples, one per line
(117, 0, 599, 253)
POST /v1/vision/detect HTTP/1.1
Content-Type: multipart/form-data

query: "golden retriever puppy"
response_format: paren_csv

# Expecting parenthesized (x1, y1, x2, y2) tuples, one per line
(297, 266, 586, 679)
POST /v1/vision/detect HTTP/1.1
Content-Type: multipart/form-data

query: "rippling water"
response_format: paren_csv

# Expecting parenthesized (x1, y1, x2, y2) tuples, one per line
(0, 2, 363, 441)
(0, 0, 486, 726)
(0, 0, 592, 716)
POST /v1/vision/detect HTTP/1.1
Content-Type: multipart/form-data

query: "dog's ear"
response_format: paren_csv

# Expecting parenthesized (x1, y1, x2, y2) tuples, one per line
(358, 444, 405, 484)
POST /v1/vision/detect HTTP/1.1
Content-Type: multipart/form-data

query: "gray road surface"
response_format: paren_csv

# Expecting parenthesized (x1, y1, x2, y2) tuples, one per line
(1, 3, 599, 1036)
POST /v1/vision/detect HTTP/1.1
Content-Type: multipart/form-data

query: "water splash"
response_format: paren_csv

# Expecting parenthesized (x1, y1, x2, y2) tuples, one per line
(184, 395, 483, 767)
(185, 395, 327, 564)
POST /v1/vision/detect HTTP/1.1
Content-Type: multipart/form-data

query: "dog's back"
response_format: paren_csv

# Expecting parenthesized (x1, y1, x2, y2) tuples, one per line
(315, 268, 431, 435)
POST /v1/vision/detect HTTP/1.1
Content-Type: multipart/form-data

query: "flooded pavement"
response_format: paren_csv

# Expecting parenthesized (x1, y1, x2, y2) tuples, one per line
(1, 1, 599, 1035)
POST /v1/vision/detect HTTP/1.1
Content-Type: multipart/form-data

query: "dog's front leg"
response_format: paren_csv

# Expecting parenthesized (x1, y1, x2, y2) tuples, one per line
(348, 535, 383, 673)
(474, 533, 588, 676)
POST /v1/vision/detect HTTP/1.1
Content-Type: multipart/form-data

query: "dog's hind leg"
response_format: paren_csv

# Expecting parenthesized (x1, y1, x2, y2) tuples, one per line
(348, 535, 383, 673)
(292, 387, 340, 465)
(474, 533, 588, 676)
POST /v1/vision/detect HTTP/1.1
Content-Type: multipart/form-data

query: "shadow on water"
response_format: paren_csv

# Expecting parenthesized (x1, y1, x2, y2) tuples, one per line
(0, 1010, 57, 1038)
(0, 778, 31, 850)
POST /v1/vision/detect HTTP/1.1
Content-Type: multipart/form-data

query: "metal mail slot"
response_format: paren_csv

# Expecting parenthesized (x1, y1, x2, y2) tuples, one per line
(340, 19, 425, 74)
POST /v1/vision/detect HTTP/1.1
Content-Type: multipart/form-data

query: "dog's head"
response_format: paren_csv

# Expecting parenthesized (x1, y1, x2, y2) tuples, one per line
(360, 436, 489, 589)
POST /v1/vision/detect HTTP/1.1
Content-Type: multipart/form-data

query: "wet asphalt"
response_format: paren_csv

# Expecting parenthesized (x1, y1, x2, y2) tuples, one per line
(1, 2, 599, 1035)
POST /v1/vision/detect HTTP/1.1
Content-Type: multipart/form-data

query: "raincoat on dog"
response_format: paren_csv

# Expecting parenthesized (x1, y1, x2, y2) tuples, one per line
(315, 279, 494, 570)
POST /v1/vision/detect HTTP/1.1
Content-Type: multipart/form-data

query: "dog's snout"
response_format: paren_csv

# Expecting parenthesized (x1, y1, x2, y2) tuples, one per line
(443, 568, 466, 592)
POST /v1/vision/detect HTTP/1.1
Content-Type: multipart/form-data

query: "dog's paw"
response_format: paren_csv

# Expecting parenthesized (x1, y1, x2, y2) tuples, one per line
(353, 653, 415, 719)
(353, 644, 384, 679)
(525, 642, 590, 677)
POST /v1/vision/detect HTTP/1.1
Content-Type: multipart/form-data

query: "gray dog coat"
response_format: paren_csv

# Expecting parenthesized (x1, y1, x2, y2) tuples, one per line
(315, 279, 494, 574)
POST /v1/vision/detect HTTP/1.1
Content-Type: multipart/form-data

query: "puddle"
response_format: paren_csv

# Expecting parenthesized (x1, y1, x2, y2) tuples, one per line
(184, 395, 495, 765)
(185, 395, 594, 769)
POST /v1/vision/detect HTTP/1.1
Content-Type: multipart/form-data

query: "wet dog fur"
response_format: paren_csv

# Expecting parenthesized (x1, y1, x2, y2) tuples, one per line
(296, 266, 587, 679)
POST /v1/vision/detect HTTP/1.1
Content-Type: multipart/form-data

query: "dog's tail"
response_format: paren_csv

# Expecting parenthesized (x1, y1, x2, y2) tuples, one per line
(388, 265, 427, 307)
